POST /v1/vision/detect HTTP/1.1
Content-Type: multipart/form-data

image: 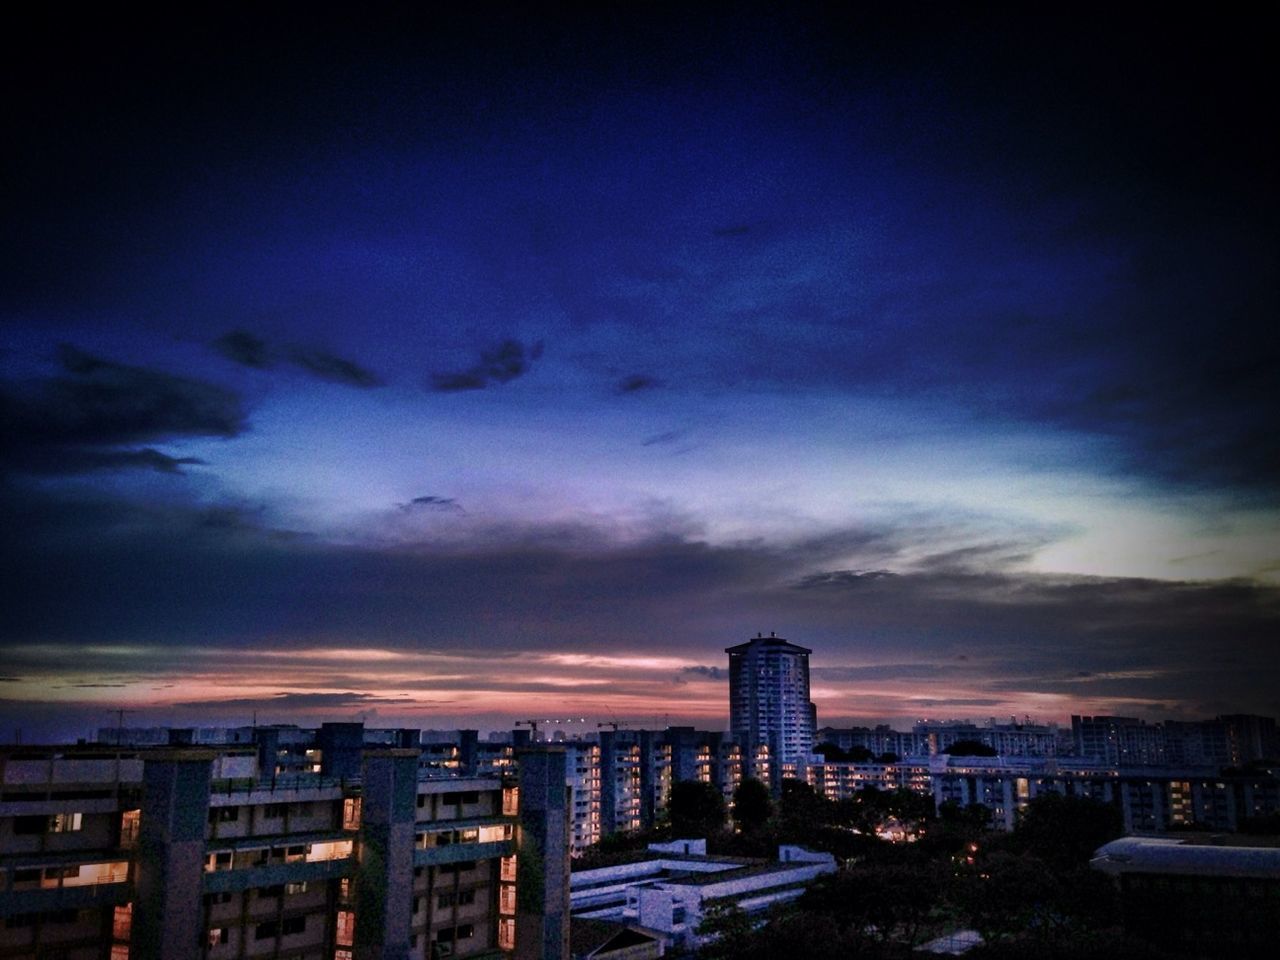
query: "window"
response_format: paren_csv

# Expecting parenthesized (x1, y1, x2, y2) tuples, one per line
(259, 885, 284, 898)
(209, 806, 239, 823)
(336, 910, 355, 947)
(50, 812, 83, 832)
(342, 797, 362, 830)
(255, 920, 278, 940)
(208, 928, 228, 946)
(111, 946, 129, 960)
(113, 903, 133, 940)
(13, 815, 46, 834)
(282, 916, 305, 935)
(286, 881, 307, 895)
(120, 809, 141, 847)
(498, 918, 516, 950)
(460, 791, 479, 804)
(262, 803, 286, 819)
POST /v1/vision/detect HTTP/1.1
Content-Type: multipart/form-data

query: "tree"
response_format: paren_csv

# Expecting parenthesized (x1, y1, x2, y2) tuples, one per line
(1012, 793, 1123, 869)
(779, 778, 831, 832)
(668, 779, 726, 838)
(815, 742, 850, 761)
(733, 777, 773, 832)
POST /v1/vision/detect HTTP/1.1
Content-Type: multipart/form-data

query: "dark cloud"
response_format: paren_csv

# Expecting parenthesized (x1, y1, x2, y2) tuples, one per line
(9, 447, 206, 476)
(682, 665, 725, 680)
(430, 339, 541, 392)
(213, 329, 273, 368)
(641, 431, 683, 447)
(3, 483, 1276, 721)
(287, 349, 382, 388)
(213, 331, 382, 388)
(171, 691, 419, 710)
(793, 569, 897, 590)
(402, 496, 463, 513)
(813, 664, 951, 682)
(0, 346, 245, 477)
(617, 374, 662, 394)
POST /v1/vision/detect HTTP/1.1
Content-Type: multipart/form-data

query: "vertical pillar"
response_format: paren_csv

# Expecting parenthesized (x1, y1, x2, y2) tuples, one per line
(354, 749, 418, 960)
(319, 722, 365, 779)
(638, 730, 657, 829)
(516, 747, 569, 960)
(134, 749, 214, 960)
(598, 730, 617, 837)
(458, 729, 479, 776)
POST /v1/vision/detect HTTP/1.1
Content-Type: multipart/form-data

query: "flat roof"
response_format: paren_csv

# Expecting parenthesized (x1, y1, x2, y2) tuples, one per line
(725, 637, 812, 655)
(1091, 836, 1280, 879)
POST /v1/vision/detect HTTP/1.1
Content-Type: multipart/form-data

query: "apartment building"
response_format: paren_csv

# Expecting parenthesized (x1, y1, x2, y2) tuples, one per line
(0, 741, 571, 960)
(806, 754, 1280, 833)
(726, 635, 816, 779)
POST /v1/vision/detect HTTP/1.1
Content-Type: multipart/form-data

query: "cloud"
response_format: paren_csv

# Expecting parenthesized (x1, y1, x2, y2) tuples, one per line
(682, 665, 725, 680)
(171, 691, 422, 710)
(9, 447, 206, 476)
(3, 486, 1277, 723)
(617, 374, 662, 394)
(213, 330, 382, 388)
(792, 569, 898, 590)
(213, 329, 273, 368)
(401, 495, 463, 513)
(288, 348, 382, 388)
(430, 339, 541, 391)
(0, 345, 246, 476)
(641, 431, 683, 447)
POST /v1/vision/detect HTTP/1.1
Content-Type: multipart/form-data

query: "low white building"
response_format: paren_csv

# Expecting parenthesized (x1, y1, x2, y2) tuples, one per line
(571, 841, 835, 951)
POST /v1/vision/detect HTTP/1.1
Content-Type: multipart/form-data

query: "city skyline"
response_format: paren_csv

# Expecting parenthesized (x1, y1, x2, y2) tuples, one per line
(2, 8, 1277, 742)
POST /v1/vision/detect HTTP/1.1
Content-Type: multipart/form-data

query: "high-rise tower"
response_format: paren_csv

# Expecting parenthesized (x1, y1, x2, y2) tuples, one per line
(726, 634, 816, 774)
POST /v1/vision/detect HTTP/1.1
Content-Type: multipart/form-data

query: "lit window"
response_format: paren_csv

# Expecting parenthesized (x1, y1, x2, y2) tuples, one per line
(112, 903, 132, 941)
(50, 812, 83, 833)
(335, 910, 355, 947)
(342, 797, 362, 830)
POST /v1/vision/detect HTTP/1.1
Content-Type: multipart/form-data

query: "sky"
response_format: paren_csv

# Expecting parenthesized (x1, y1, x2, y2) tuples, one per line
(2, 7, 1277, 741)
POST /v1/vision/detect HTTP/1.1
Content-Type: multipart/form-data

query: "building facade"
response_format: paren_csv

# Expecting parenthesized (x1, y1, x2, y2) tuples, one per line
(726, 635, 816, 781)
(0, 741, 570, 960)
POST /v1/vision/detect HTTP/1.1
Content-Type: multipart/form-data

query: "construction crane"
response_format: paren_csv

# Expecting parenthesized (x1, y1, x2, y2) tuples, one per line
(597, 720, 632, 731)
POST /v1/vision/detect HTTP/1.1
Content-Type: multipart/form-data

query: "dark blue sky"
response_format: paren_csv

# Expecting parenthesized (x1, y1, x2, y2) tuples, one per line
(2, 7, 1276, 739)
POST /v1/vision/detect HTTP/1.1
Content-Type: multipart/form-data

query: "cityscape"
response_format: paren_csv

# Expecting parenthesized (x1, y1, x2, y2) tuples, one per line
(2, 5, 1277, 960)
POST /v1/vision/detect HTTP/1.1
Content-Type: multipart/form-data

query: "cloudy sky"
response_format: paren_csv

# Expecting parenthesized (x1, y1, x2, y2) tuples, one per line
(2, 7, 1276, 741)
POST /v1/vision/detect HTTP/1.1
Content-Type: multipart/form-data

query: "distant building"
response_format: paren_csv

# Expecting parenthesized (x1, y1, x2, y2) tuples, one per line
(726, 634, 816, 783)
